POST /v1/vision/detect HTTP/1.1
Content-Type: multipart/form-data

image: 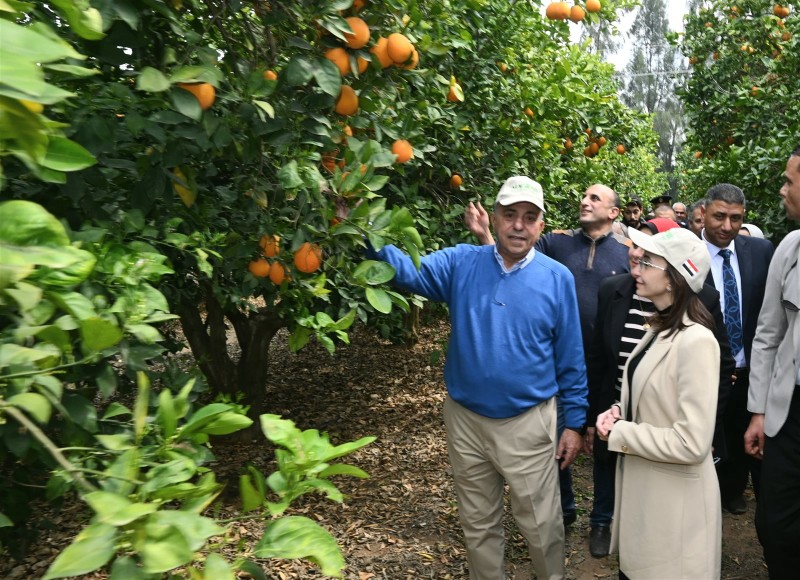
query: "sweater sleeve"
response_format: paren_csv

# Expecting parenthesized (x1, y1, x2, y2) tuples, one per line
(553, 269, 589, 429)
(370, 244, 458, 303)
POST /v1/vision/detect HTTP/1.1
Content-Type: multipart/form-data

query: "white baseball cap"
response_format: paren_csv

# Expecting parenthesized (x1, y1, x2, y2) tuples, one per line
(629, 227, 711, 293)
(495, 176, 545, 212)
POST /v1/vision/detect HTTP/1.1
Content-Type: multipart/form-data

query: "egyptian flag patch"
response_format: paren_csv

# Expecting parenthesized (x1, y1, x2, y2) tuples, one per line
(682, 259, 699, 278)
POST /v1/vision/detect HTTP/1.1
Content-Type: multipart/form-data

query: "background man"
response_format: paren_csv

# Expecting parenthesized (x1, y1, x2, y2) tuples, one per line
(701, 184, 774, 514)
(745, 145, 800, 579)
(465, 184, 629, 554)
(673, 201, 688, 222)
(621, 196, 644, 229)
(381, 176, 587, 579)
(688, 200, 705, 237)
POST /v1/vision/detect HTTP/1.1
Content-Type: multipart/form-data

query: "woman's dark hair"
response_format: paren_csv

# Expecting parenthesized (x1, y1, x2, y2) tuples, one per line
(650, 265, 715, 337)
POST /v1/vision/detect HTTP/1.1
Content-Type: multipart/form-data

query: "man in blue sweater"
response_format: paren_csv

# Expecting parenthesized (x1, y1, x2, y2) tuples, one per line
(373, 176, 587, 580)
(466, 184, 630, 557)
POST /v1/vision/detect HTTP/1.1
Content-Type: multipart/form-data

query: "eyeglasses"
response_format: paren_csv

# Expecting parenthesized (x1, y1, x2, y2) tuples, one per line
(637, 258, 668, 272)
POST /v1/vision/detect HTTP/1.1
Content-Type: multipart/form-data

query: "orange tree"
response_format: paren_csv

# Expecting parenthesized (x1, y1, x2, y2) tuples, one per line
(2, 0, 664, 418)
(675, 0, 799, 238)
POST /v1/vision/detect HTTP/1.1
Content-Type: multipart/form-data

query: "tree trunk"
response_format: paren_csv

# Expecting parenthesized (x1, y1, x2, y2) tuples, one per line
(175, 284, 286, 420)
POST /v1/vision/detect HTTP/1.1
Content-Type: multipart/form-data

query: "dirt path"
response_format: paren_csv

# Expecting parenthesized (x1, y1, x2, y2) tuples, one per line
(1, 321, 768, 578)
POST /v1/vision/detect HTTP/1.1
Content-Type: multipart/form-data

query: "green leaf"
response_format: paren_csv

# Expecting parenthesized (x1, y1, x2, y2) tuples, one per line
(80, 317, 123, 351)
(109, 556, 149, 580)
(44, 64, 100, 77)
(203, 553, 234, 580)
(253, 516, 345, 577)
(48, 0, 105, 40)
(0, 512, 13, 527)
(0, 19, 84, 63)
(41, 136, 97, 172)
(236, 559, 267, 580)
(366, 287, 392, 313)
(0, 200, 69, 247)
(7, 392, 52, 424)
(133, 372, 150, 442)
(157, 389, 177, 439)
(318, 463, 370, 479)
(352, 260, 396, 285)
(253, 100, 275, 118)
(239, 474, 264, 513)
(284, 56, 314, 86)
(312, 57, 342, 97)
(137, 67, 171, 92)
(84, 491, 156, 526)
(42, 523, 116, 579)
(277, 160, 304, 190)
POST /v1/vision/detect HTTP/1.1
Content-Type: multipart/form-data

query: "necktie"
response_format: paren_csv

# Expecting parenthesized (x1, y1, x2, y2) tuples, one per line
(719, 249, 743, 357)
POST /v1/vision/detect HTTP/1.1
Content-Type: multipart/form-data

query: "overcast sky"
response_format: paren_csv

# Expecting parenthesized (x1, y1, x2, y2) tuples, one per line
(607, 1, 689, 68)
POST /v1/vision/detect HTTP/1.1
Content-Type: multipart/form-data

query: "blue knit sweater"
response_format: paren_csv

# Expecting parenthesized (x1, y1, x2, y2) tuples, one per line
(374, 243, 588, 428)
(537, 230, 630, 354)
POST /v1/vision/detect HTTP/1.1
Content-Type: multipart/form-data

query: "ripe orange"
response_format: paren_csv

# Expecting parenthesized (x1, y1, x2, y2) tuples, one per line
(263, 70, 278, 81)
(294, 243, 323, 273)
(343, 125, 353, 137)
(586, 0, 602, 13)
(450, 174, 463, 188)
(259, 234, 280, 258)
(597, 136, 607, 147)
(392, 139, 413, 163)
(269, 261, 288, 285)
(545, 2, 570, 20)
(569, 6, 585, 22)
(325, 47, 350, 76)
(694, 151, 703, 159)
(564, 138, 573, 150)
(499, 62, 508, 72)
(447, 84, 461, 102)
(584, 127, 592, 136)
(177, 82, 215, 110)
(370, 37, 393, 68)
(322, 150, 339, 172)
(335, 85, 359, 116)
(352, 0, 365, 11)
(387, 33, 413, 64)
(400, 48, 419, 70)
(356, 56, 369, 73)
(751, 85, 760, 96)
(616, 144, 626, 154)
(773, 5, 789, 18)
(524, 107, 534, 117)
(781, 31, 792, 41)
(248, 258, 270, 278)
(344, 17, 370, 49)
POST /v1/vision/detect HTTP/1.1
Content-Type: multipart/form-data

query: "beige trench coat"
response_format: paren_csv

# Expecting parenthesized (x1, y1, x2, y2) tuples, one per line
(608, 319, 722, 579)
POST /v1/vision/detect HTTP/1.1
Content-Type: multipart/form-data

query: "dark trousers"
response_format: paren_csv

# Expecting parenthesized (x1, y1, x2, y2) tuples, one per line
(755, 387, 800, 579)
(590, 438, 616, 527)
(717, 369, 761, 500)
(556, 400, 575, 517)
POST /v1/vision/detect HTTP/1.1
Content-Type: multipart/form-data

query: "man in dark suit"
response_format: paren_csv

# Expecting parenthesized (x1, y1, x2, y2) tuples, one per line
(586, 241, 735, 556)
(701, 184, 775, 514)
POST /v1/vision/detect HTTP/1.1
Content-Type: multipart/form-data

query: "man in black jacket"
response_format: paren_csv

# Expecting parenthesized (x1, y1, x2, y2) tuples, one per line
(585, 238, 735, 557)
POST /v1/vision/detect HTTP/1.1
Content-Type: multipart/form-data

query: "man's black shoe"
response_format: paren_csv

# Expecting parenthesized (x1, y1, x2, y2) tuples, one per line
(589, 525, 611, 558)
(563, 512, 577, 528)
(723, 496, 747, 514)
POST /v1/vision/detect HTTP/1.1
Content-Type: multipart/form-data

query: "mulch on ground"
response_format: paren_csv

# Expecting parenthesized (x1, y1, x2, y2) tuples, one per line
(1, 321, 767, 579)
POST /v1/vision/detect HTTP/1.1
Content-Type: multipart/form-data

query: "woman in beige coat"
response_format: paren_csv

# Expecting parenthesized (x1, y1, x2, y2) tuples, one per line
(597, 228, 722, 579)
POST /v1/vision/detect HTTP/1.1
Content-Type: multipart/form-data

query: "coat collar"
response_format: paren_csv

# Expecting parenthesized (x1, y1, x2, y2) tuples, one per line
(622, 316, 692, 421)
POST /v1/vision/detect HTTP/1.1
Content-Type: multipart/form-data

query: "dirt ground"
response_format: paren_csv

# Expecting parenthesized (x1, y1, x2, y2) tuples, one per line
(1, 321, 769, 579)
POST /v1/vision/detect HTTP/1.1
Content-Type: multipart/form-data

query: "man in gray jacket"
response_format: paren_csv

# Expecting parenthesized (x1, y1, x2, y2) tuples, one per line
(744, 144, 800, 580)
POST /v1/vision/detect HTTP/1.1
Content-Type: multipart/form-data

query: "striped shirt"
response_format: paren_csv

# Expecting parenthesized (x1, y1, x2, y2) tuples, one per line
(615, 294, 656, 399)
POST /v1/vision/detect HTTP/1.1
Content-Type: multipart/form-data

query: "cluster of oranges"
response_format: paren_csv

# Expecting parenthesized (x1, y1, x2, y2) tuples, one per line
(545, 1, 601, 23)
(327, 16, 419, 118)
(558, 129, 624, 157)
(248, 236, 323, 285)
